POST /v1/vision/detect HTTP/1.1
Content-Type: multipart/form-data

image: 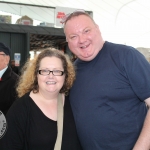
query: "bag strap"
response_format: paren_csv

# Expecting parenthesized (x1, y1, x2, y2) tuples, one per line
(54, 93, 64, 150)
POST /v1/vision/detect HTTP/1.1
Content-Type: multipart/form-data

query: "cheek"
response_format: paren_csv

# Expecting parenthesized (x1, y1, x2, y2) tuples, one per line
(0, 58, 6, 67)
(87, 32, 96, 40)
(0, 58, 2, 63)
(68, 42, 75, 48)
(37, 76, 44, 84)
(68, 42, 78, 53)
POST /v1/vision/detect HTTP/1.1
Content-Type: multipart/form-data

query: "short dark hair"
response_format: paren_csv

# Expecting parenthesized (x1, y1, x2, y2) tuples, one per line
(64, 11, 95, 26)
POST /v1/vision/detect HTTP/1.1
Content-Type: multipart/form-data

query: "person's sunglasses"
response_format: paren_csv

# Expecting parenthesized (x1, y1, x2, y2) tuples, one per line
(60, 9, 85, 24)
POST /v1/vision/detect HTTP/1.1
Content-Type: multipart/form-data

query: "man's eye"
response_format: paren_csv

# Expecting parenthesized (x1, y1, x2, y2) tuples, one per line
(84, 29, 90, 34)
(70, 36, 77, 39)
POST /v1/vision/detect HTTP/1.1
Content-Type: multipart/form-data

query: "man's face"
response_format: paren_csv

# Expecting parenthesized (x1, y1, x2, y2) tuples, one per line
(11, 61, 15, 66)
(64, 15, 103, 61)
(0, 52, 10, 70)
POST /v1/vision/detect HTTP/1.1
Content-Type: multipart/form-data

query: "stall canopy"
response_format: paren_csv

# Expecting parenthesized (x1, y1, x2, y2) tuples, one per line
(0, 0, 150, 48)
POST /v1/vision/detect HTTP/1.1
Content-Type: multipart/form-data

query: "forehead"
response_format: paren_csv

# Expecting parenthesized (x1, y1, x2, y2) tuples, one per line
(64, 15, 95, 33)
(40, 56, 63, 67)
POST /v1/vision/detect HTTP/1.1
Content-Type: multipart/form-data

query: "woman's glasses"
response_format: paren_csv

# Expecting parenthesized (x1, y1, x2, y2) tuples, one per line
(39, 70, 64, 76)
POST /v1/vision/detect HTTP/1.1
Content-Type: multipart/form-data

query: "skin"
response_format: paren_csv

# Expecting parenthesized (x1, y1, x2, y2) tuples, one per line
(30, 56, 65, 121)
(65, 15, 150, 149)
(11, 60, 15, 67)
(37, 56, 65, 95)
(64, 15, 105, 61)
(0, 52, 10, 70)
(133, 97, 150, 149)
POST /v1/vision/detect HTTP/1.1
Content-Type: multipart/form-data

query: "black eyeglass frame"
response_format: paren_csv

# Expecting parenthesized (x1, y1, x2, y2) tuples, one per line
(38, 70, 64, 76)
(60, 9, 85, 24)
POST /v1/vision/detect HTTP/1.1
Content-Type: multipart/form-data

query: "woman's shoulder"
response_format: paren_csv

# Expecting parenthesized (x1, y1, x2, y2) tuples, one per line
(7, 92, 31, 116)
(14, 92, 31, 105)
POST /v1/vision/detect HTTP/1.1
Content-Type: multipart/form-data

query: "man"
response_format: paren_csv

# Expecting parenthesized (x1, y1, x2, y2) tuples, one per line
(0, 42, 19, 115)
(10, 60, 19, 75)
(62, 10, 150, 149)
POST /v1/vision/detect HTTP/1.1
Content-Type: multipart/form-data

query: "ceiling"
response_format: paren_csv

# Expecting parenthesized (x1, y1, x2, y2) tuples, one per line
(0, 0, 150, 48)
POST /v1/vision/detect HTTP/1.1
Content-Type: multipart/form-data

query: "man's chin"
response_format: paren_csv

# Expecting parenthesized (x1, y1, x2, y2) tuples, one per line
(79, 53, 95, 61)
(79, 56, 94, 61)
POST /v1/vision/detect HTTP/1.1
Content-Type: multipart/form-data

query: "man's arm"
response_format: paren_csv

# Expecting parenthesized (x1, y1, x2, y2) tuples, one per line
(133, 97, 150, 150)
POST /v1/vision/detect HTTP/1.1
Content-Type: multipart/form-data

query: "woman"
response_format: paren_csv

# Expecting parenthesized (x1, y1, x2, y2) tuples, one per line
(1, 48, 82, 150)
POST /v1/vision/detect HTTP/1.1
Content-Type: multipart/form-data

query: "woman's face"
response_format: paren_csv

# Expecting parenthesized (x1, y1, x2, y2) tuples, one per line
(37, 56, 65, 94)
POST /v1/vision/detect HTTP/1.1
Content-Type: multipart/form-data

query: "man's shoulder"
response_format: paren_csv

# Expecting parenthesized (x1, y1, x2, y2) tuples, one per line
(1, 66, 18, 81)
(106, 41, 136, 51)
(105, 41, 139, 58)
(5, 72, 19, 86)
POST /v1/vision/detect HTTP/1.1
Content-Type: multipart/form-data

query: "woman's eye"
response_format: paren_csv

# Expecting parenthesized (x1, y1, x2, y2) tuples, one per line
(42, 70, 48, 73)
(53, 70, 60, 73)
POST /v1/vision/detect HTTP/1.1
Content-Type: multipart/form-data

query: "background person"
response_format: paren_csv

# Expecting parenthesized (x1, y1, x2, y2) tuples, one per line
(0, 42, 19, 115)
(10, 60, 19, 75)
(0, 48, 82, 150)
(63, 10, 150, 149)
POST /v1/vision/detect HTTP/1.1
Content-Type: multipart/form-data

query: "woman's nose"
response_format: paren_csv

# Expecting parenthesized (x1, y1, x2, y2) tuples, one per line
(48, 72, 54, 78)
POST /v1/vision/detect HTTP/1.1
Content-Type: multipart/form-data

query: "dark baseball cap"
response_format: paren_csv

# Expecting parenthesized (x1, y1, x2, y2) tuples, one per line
(0, 42, 11, 56)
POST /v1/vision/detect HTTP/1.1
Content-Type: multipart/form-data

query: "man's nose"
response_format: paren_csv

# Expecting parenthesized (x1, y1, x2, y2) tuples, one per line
(78, 34, 86, 43)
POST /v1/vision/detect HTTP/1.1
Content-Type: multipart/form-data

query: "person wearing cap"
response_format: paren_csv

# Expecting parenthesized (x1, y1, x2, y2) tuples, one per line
(0, 42, 19, 115)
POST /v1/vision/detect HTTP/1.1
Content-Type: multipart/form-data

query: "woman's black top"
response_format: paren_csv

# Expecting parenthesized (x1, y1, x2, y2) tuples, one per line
(0, 93, 82, 150)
